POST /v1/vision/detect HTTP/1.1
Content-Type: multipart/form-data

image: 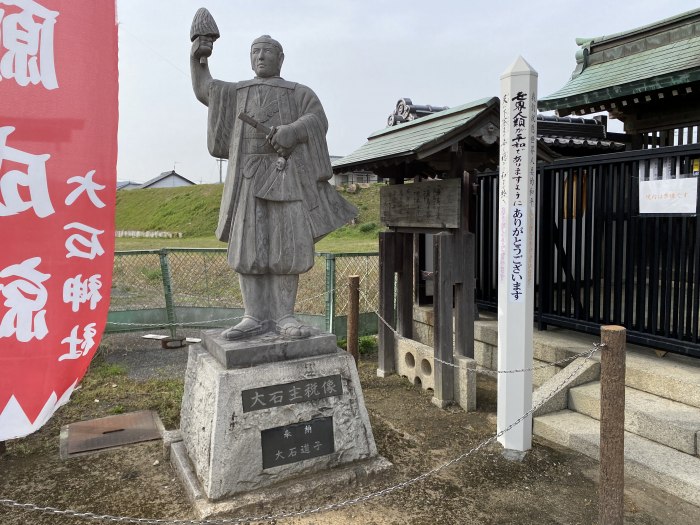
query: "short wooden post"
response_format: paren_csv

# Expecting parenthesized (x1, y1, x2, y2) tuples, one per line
(347, 275, 360, 365)
(378, 231, 396, 377)
(599, 325, 626, 525)
(432, 232, 455, 407)
(0, 441, 6, 455)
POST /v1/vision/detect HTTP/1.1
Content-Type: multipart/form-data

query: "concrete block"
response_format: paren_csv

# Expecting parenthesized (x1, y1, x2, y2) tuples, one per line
(179, 343, 378, 500)
(532, 357, 600, 417)
(534, 410, 700, 508)
(396, 337, 435, 391)
(201, 329, 338, 369)
(624, 349, 700, 409)
(532, 360, 560, 388)
(474, 320, 498, 346)
(454, 355, 477, 412)
(412, 320, 433, 347)
(474, 341, 496, 370)
(162, 429, 182, 460)
(569, 382, 700, 455)
(532, 328, 597, 361)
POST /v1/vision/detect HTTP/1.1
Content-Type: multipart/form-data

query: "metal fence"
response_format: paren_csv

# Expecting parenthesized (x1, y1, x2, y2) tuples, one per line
(107, 248, 379, 338)
(475, 144, 700, 357)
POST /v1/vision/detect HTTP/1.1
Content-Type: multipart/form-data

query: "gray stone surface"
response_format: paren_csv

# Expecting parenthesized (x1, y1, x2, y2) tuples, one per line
(534, 409, 700, 508)
(474, 340, 496, 370)
(171, 445, 391, 519)
(179, 339, 379, 500)
(201, 329, 338, 369)
(532, 357, 600, 417)
(569, 381, 700, 455)
(532, 359, 560, 388)
(454, 355, 477, 412)
(624, 348, 700, 409)
(395, 337, 435, 391)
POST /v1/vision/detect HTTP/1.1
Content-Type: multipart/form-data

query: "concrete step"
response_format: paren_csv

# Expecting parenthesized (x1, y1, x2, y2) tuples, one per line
(624, 348, 700, 409)
(534, 409, 700, 508)
(569, 382, 700, 455)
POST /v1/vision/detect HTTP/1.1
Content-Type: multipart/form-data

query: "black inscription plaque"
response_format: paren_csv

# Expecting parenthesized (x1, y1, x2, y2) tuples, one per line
(261, 416, 335, 469)
(242, 374, 343, 413)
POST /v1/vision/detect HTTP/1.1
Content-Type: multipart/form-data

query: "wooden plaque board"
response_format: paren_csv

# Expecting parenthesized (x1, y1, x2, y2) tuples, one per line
(380, 178, 461, 229)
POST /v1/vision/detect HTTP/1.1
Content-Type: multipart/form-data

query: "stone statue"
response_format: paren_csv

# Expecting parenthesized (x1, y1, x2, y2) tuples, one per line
(190, 18, 357, 341)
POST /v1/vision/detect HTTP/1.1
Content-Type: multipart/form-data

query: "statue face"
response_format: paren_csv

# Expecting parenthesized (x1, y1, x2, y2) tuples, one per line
(250, 43, 283, 78)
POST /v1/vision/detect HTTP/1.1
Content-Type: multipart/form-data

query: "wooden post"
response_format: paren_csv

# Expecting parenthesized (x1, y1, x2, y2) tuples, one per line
(432, 232, 455, 407)
(347, 275, 360, 365)
(396, 232, 414, 338)
(454, 232, 475, 359)
(378, 231, 396, 377)
(0, 441, 6, 455)
(599, 325, 626, 525)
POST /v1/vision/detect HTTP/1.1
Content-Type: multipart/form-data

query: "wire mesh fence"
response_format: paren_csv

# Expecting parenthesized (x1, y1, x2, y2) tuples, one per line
(108, 249, 379, 336)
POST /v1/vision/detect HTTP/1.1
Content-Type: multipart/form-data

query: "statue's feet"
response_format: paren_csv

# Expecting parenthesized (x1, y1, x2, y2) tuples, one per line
(275, 315, 315, 340)
(221, 315, 265, 341)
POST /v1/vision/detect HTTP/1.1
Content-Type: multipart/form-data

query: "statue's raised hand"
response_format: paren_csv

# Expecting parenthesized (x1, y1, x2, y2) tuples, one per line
(192, 35, 214, 63)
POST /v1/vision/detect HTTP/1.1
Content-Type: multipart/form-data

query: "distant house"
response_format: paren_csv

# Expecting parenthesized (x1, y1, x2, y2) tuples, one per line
(329, 155, 383, 186)
(138, 170, 196, 189)
(116, 180, 141, 191)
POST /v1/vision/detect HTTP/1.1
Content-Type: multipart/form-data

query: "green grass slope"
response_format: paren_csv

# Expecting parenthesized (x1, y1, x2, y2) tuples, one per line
(115, 184, 223, 238)
(115, 182, 382, 252)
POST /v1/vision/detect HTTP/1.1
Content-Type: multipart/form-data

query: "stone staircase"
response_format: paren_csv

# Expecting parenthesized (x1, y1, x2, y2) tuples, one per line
(532, 345, 700, 508)
(424, 314, 700, 507)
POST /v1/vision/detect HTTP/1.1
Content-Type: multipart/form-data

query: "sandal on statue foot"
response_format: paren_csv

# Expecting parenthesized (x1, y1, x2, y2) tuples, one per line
(221, 315, 265, 341)
(275, 315, 314, 340)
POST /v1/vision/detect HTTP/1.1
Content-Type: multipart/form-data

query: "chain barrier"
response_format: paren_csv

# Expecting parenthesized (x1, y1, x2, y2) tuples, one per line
(368, 291, 602, 375)
(0, 341, 600, 525)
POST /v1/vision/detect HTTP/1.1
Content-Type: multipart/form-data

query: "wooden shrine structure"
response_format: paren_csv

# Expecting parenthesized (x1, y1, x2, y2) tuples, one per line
(334, 97, 554, 406)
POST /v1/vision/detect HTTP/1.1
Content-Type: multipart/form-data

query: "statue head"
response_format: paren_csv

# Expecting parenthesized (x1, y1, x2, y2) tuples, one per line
(250, 35, 284, 78)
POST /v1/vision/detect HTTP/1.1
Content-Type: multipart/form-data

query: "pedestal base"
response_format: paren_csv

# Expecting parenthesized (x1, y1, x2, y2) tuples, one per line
(177, 333, 382, 501)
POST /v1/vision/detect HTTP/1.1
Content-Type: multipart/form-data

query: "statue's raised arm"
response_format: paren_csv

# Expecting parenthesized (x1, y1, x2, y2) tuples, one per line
(190, 8, 219, 105)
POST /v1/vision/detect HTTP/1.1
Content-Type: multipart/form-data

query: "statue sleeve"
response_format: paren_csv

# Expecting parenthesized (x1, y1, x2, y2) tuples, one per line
(207, 80, 238, 159)
(290, 85, 333, 182)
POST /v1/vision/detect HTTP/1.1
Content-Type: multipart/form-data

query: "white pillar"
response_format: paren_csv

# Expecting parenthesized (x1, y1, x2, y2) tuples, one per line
(497, 56, 537, 452)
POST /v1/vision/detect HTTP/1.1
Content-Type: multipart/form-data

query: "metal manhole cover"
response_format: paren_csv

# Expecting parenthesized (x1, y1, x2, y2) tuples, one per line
(64, 410, 162, 456)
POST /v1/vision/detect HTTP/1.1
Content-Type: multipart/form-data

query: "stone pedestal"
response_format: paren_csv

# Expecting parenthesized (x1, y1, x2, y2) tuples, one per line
(175, 329, 382, 502)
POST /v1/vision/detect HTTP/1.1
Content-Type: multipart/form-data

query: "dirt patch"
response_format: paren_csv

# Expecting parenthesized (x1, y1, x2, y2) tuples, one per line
(2, 333, 699, 525)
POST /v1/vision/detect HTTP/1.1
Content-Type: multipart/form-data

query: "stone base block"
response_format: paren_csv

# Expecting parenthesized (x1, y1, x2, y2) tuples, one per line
(201, 329, 338, 369)
(454, 355, 477, 412)
(395, 337, 435, 390)
(179, 338, 380, 501)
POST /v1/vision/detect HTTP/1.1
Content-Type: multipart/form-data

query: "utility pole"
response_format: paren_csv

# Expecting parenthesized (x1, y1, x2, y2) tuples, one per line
(216, 158, 227, 184)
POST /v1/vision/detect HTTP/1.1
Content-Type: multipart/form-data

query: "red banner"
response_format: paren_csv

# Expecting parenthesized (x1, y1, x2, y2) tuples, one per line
(0, 0, 118, 439)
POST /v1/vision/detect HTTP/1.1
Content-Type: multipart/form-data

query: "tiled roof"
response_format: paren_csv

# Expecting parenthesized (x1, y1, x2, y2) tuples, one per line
(540, 8, 700, 113)
(332, 97, 497, 171)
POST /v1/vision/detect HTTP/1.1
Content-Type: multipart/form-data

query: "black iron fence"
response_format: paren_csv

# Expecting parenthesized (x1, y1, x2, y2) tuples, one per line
(476, 144, 700, 357)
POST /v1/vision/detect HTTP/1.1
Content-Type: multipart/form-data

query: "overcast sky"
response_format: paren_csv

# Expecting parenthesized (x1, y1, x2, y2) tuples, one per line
(116, 1, 700, 184)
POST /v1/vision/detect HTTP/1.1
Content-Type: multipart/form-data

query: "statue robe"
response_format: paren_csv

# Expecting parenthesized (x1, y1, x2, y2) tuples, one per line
(207, 77, 356, 274)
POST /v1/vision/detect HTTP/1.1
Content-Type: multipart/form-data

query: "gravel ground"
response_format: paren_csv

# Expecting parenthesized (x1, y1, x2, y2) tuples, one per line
(2, 331, 700, 525)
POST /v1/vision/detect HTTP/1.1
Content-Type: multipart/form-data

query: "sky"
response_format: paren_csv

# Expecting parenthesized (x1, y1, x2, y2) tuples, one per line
(116, 1, 700, 184)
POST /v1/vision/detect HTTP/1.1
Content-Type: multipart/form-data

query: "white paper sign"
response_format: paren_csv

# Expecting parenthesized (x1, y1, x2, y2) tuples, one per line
(639, 178, 698, 214)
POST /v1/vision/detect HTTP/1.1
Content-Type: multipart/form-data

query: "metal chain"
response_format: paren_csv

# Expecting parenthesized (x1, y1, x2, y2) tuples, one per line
(434, 349, 597, 375)
(370, 298, 603, 375)
(0, 343, 598, 525)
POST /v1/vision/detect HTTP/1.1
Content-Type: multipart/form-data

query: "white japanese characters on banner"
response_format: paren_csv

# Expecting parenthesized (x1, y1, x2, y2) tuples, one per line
(0, 0, 118, 440)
